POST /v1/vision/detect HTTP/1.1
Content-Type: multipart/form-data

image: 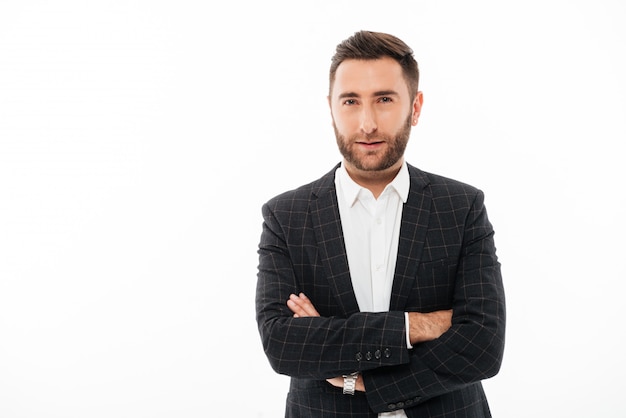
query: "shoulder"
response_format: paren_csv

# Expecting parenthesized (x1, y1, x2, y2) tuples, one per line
(262, 164, 339, 212)
(408, 163, 481, 196)
(407, 163, 485, 212)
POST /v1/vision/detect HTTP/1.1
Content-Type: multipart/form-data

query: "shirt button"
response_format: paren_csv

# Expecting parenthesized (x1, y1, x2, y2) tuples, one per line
(376, 218, 382, 225)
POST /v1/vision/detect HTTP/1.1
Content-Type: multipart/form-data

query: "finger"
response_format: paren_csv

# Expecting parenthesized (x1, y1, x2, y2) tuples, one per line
(298, 293, 320, 316)
(288, 293, 321, 317)
(301, 301, 320, 317)
(287, 295, 307, 316)
(288, 294, 318, 317)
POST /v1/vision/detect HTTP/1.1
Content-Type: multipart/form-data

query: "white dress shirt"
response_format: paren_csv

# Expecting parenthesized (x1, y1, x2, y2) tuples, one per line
(335, 161, 410, 418)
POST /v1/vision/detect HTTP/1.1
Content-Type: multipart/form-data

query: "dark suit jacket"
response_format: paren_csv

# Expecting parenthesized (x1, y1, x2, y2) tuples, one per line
(256, 163, 506, 417)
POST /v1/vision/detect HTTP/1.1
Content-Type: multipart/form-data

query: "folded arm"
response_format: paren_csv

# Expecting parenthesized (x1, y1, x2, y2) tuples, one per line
(256, 203, 411, 380)
(362, 190, 506, 412)
(255, 189, 505, 413)
(287, 292, 453, 392)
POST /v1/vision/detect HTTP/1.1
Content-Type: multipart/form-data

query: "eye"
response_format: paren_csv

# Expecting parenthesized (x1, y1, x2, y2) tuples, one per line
(378, 96, 393, 103)
(343, 99, 358, 105)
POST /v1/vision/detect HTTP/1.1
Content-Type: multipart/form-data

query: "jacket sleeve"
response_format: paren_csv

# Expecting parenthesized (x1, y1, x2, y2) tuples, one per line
(255, 199, 411, 379)
(363, 189, 506, 413)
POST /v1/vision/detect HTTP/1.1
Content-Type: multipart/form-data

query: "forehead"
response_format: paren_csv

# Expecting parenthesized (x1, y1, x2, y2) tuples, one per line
(332, 57, 408, 98)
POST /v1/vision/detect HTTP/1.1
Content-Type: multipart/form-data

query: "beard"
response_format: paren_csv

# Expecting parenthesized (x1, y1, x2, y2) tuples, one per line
(334, 113, 412, 172)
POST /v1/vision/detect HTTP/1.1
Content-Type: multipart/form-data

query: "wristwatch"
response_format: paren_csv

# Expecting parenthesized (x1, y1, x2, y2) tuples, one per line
(342, 372, 359, 395)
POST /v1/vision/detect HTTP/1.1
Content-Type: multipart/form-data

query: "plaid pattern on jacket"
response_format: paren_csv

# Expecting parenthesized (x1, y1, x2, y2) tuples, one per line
(256, 163, 506, 417)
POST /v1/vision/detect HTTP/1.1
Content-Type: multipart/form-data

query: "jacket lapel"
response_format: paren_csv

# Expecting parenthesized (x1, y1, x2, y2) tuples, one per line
(389, 164, 432, 311)
(310, 165, 360, 316)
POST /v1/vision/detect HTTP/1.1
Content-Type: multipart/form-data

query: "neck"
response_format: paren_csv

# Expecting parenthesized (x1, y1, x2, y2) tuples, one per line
(343, 159, 403, 199)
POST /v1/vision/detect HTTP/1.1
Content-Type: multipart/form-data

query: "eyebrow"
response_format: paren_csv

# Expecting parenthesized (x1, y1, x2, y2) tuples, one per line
(337, 90, 400, 100)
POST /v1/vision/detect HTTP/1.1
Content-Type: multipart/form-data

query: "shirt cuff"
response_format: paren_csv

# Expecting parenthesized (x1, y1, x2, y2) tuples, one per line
(404, 312, 413, 349)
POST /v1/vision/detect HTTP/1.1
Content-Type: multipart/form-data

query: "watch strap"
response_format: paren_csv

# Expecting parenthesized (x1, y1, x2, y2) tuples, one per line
(342, 372, 359, 395)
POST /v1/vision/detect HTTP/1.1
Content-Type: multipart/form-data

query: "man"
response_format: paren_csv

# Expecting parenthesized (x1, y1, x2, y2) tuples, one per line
(256, 30, 505, 417)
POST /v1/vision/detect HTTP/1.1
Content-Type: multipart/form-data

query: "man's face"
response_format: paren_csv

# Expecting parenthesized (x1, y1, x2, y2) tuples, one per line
(329, 57, 422, 174)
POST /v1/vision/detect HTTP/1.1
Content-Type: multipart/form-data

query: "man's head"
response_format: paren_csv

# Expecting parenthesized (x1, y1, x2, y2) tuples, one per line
(328, 31, 423, 180)
(329, 31, 419, 100)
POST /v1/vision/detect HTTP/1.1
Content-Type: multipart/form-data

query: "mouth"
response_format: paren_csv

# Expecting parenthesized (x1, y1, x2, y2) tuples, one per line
(356, 140, 385, 149)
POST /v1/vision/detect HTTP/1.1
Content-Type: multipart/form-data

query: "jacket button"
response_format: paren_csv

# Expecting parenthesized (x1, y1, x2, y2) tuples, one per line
(375, 349, 381, 359)
(365, 351, 372, 360)
(384, 348, 391, 358)
(397, 402, 404, 408)
(356, 352, 363, 361)
(388, 403, 396, 410)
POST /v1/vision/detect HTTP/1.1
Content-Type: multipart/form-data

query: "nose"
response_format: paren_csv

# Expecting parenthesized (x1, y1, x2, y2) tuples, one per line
(359, 105, 377, 135)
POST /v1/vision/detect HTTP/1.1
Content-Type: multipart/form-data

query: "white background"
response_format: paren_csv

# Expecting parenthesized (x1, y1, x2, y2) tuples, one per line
(1, 1, 625, 417)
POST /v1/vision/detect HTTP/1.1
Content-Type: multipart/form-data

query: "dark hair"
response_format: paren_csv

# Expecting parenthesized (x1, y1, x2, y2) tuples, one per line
(329, 31, 420, 99)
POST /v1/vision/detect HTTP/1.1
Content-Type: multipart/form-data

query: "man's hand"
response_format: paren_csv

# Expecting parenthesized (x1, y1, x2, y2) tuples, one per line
(407, 310, 453, 345)
(287, 293, 320, 317)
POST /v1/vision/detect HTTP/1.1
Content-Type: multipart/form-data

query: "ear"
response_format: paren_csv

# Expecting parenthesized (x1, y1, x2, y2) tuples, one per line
(411, 91, 424, 126)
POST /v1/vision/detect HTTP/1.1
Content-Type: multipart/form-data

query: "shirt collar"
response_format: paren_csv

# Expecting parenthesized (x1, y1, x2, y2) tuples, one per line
(336, 161, 410, 207)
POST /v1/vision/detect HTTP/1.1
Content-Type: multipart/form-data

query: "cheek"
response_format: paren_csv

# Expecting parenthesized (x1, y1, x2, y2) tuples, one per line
(331, 112, 356, 133)
(383, 113, 411, 134)
(378, 110, 404, 126)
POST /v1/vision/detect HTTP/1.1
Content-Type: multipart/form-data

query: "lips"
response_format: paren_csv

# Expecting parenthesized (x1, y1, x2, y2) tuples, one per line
(357, 141, 384, 149)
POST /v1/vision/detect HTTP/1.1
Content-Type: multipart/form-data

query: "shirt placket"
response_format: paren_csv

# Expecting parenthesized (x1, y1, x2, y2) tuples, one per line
(370, 195, 387, 312)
